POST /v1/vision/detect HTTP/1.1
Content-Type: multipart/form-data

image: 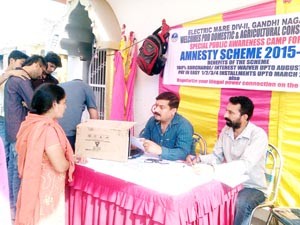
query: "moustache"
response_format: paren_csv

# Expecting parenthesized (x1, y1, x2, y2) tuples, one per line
(154, 112, 161, 116)
(225, 118, 233, 126)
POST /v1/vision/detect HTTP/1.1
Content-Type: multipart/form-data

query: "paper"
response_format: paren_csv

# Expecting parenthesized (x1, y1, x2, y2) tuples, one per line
(84, 157, 213, 195)
(214, 174, 249, 188)
(202, 161, 250, 188)
(130, 136, 145, 151)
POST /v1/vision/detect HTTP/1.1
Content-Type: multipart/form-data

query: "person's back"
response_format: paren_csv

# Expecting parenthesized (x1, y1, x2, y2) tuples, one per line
(58, 80, 98, 150)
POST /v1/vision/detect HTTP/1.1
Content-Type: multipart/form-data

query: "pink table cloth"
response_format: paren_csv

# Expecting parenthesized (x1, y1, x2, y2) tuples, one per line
(67, 164, 241, 225)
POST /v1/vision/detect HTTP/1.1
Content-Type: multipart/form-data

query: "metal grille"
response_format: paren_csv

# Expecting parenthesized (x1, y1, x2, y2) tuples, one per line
(88, 48, 106, 120)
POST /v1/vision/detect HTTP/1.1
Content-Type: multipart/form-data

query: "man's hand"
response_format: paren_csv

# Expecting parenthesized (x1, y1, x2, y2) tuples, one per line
(9, 69, 30, 80)
(1, 70, 29, 85)
(186, 154, 199, 166)
(143, 139, 162, 155)
(185, 154, 201, 166)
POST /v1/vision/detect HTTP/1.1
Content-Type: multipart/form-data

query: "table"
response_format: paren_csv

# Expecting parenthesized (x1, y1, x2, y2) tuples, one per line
(67, 156, 242, 225)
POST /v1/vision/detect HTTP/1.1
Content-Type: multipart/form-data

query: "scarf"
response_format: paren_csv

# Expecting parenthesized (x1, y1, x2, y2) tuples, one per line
(16, 113, 75, 225)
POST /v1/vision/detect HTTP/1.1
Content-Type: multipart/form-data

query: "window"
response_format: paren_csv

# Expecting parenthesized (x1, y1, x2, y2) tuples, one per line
(88, 48, 109, 120)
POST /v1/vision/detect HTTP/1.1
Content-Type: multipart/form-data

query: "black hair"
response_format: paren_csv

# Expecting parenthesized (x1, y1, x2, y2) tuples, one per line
(44, 52, 62, 67)
(7, 50, 29, 65)
(229, 96, 254, 121)
(156, 91, 180, 109)
(31, 83, 65, 115)
(22, 55, 47, 67)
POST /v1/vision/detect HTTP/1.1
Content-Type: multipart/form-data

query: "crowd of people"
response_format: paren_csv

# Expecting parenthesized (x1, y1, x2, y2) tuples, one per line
(0, 50, 268, 225)
(0, 50, 97, 225)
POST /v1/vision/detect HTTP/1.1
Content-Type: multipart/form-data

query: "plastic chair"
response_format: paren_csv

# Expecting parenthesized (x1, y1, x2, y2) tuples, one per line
(192, 132, 207, 155)
(248, 143, 283, 225)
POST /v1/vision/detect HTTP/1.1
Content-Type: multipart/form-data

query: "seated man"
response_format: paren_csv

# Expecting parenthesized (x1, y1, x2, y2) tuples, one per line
(140, 91, 194, 161)
(186, 96, 268, 225)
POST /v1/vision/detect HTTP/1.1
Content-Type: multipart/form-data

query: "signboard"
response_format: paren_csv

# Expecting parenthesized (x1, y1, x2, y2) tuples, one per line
(164, 13, 300, 92)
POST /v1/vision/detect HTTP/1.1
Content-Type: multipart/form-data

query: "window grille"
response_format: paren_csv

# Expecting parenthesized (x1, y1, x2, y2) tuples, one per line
(88, 48, 106, 120)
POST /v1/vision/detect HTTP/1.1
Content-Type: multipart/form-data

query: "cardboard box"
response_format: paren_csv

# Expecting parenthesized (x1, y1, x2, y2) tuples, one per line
(75, 119, 136, 162)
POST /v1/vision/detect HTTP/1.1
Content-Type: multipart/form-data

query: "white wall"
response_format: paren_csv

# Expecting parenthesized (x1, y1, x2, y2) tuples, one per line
(106, 0, 269, 134)
(67, 56, 85, 81)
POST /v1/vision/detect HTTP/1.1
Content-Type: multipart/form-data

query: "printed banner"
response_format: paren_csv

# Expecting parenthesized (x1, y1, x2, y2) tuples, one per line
(164, 13, 300, 92)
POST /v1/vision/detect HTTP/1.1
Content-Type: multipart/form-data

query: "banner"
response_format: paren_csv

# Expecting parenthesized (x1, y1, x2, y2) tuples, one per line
(164, 13, 300, 92)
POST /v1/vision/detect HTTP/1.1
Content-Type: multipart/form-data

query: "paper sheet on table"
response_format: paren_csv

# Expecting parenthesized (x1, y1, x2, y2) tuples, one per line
(84, 157, 213, 195)
(214, 174, 249, 188)
(130, 136, 145, 151)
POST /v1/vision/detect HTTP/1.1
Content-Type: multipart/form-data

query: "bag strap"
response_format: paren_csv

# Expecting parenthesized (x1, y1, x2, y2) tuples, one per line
(152, 19, 170, 43)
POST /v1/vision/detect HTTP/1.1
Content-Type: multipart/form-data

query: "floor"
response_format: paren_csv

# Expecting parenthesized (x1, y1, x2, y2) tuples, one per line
(252, 209, 281, 225)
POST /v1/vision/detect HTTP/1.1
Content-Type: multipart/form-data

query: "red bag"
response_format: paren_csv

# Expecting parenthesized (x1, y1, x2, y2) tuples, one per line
(137, 20, 170, 76)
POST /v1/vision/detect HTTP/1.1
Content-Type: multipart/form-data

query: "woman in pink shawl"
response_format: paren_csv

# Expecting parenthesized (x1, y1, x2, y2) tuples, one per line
(15, 83, 75, 225)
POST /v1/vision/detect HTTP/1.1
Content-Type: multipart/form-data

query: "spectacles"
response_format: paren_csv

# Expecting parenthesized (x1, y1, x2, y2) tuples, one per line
(151, 104, 169, 113)
(144, 158, 169, 164)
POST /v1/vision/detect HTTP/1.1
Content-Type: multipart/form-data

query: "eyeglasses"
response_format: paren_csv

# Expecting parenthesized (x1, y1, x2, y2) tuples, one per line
(144, 158, 169, 164)
(151, 104, 169, 113)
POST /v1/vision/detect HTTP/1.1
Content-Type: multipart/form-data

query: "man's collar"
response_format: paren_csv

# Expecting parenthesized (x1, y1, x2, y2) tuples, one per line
(226, 121, 253, 139)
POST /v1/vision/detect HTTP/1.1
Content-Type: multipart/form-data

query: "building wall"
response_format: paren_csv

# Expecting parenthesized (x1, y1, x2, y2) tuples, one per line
(107, 0, 300, 207)
(105, 0, 271, 133)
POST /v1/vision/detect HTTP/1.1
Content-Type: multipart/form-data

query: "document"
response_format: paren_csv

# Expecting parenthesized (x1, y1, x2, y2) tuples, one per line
(207, 161, 250, 188)
(192, 163, 249, 187)
(214, 174, 249, 188)
(130, 136, 145, 151)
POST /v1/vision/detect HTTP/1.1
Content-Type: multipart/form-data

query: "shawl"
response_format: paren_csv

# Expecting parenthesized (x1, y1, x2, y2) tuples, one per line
(15, 113, 75, 225)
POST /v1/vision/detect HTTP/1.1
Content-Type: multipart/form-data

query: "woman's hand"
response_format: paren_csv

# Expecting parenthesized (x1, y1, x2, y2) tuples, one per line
(74, 155, 88, 164)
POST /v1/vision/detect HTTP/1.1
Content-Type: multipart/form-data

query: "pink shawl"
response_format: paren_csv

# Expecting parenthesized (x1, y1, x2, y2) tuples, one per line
(15, 113, 75, 225)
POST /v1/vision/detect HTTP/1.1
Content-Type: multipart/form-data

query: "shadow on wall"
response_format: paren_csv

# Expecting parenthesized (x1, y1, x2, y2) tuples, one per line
(60, 2, 94, 61)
